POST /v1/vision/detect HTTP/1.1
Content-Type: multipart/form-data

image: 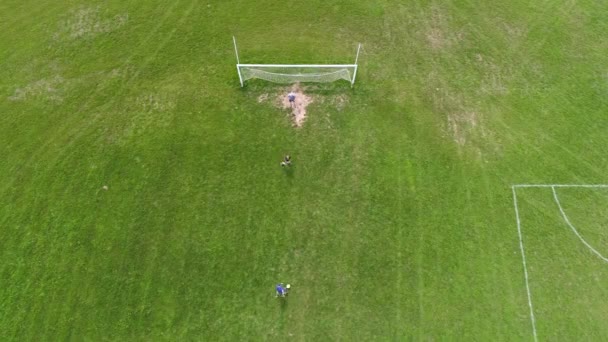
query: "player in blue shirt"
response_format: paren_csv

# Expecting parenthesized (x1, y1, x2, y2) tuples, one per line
(276, 283, 286, 297)
(288, 92, 296, 108)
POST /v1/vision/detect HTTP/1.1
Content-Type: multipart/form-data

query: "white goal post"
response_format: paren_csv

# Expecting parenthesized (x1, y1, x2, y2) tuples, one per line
(233, 36, 361, 87)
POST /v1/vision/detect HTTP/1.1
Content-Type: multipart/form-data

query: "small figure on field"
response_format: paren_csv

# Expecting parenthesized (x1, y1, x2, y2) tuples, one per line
(276, 283, 287, 297)
(275, 283, 291, 297)
(280, 155, 291, 167)
(288, 92, 296, 108)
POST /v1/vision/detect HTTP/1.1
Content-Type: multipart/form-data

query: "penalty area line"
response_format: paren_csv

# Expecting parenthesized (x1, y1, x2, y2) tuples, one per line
(551, 187, 608, 263)
(512, 186, 538, 342)
(513, 184, 608, 189)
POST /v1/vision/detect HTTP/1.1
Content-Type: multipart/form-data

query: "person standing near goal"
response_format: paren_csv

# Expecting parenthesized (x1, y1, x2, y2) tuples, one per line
(287, 92, 296, 108)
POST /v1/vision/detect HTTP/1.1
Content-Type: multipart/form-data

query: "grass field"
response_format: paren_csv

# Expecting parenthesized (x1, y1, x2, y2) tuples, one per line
(513, 185, 608, 340)
(1, 0, 608, 340)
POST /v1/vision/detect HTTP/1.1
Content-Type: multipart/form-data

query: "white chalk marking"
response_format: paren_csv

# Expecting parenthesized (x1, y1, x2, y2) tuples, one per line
(512, 186, 538, 342)
(551, 187, 608, 263)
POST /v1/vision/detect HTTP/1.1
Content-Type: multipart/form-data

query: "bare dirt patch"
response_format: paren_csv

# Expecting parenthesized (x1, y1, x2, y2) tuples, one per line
(136, 93, 176, 113)
(332, 94, 349, 111)
(421, 5, 464, 51)
(502, 22, 528, 40)
(426, 28, 448, 50)
(257, 93, 269, 103)
(447, 111, 478, 146)
(426, 72, 502, 157)
(9, 75, 65, 102)
(278, 84, 312, 127)
(475, 54, 509, 96)
(256, 84, 349, 128)
(55, 6, 128, 40)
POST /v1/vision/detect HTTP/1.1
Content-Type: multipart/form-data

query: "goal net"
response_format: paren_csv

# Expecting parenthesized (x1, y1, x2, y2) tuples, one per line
(233, 37, 361, 87)
(239, 65, 355, 84)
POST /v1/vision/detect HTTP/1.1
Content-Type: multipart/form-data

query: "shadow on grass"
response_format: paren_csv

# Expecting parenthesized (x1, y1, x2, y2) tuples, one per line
(283, 165, 294, 179)
(279, 296, 288, 311)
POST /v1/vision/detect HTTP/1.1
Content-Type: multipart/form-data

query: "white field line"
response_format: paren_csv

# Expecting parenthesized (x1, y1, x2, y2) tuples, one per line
(512, 186, 538, 342)
(513, 184, 608, 189)
(237, 64, 357, 68)
(551, 187, 608, 263)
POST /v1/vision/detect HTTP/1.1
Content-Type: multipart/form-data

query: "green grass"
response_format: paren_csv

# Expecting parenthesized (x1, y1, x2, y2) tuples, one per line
(1, 0, 608, 339)
(514, 187, 608, 340)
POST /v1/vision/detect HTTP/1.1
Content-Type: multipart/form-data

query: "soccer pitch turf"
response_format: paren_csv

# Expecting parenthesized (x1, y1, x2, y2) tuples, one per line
(1, 0, 608, 340)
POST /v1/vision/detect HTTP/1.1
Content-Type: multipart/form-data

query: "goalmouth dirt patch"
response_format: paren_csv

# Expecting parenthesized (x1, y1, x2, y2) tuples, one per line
(280, 84, 312, 127)
(256, 83, 349, 128)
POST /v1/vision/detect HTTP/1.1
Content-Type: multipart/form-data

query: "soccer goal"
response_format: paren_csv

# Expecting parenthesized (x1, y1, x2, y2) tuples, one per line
(233, 36, 361, 87)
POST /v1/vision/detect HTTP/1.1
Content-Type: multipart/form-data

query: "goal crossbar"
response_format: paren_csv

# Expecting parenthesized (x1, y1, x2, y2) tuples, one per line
(233, 36, 361, 87)
(237, 64, 357, 68)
